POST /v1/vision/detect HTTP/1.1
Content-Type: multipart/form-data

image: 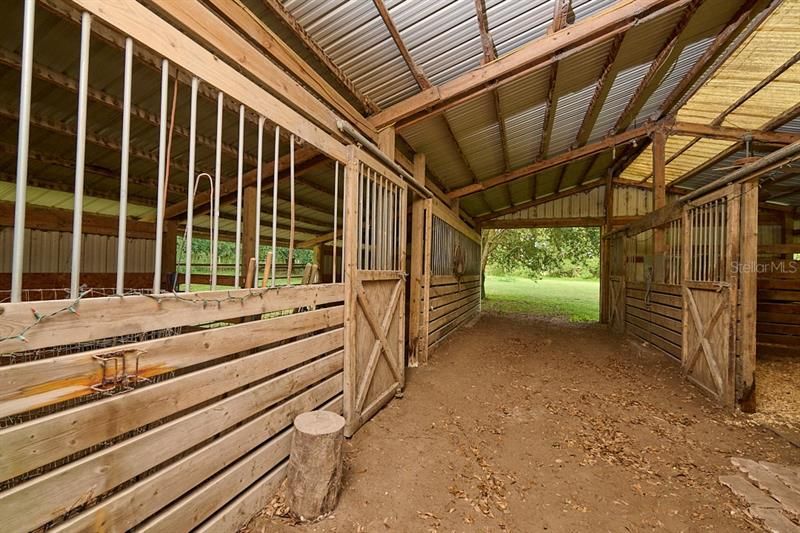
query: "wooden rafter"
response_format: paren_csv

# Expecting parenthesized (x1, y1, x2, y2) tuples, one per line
(613, 0, 703, 133)
(668, 101, 800, 188)
(574, 33, 625, 148)
(712, 49, 800, 126)
(473, 0, 513, 207)
(657, 0, 771, 118)
(539, 0, 572, 160)
(474, 0, 497, 62)
(257, 0, 380, 114)
(372, 0, 430, 89)
(370, 0, 693, 129)
(671, 123, 800, 144)
(450, 123, 655, 198)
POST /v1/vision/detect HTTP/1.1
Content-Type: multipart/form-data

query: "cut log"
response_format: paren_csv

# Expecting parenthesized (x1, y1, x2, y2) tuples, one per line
(286, 410, 345, 521)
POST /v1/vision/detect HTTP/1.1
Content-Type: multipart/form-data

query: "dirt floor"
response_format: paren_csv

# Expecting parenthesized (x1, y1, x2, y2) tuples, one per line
(249, 312, 800, 532)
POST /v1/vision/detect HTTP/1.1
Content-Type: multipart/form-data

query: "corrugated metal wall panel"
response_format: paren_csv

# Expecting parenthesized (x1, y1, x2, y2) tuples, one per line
(0, 229, 154, 273)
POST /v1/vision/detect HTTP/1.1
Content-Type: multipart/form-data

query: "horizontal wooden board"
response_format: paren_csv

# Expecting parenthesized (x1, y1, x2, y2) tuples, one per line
(626, 296, 682, 321)
(0, 352, 343, 533)
(0, 329, 343, 483)
(626, 320, 681, 360)
(430, 286, 481, 312)
(625, 311, 681, 347)
(429, 294, 481, 333)
(430, 274, 480, 287)
(429, 306, 479, 349)
(627, 288, 682, 308)
(0, 284, 344, 353)
(54, 377, 342, 533)
(0, 306, 344, 418)
(428, 279, 480, 298)
(626, 281, 681, 295)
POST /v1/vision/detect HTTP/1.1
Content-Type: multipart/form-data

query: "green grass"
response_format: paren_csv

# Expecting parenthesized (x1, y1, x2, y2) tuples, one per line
(482, 275, 599, 322)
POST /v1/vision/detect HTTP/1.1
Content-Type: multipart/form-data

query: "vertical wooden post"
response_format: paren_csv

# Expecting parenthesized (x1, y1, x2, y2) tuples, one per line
(377, 126, 396, 158)
(343, 146, 360, 437)
(600, 170, 614, 324)
(652, 128, 667, 283)
(313, 244, 324, 282)
(242, 186, 258, 286)
(739, 178, 758, 411)
(421, 197, 433, 364)
(408, 153, 427, 366)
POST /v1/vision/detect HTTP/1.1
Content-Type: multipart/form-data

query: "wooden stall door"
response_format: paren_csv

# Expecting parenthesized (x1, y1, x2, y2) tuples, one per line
(608, 234, 626, 333)
(344, 148, 407, 436)
(681, 186, 739, 405)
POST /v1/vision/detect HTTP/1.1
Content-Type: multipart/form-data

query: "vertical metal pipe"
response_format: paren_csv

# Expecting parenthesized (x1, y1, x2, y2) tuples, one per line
(271, 126, 279, 287)
(365, 168, 371, 269)
(357, 164, 363, 269)
(11, 0, 35, 303)
(211, 91, 223, 290)
(115, 37, 133, 295)
(332, 161, 339, 283)
(287, 134, 295, 284)
(371, 171, 377, 269)
(341, 165, 346, 278)
(70, 12, 92, 298)
(234, 104, 244, 288)
(153, 59, 169, 294)
(185, 77, 198, 291)
(255, 116, 264, 286)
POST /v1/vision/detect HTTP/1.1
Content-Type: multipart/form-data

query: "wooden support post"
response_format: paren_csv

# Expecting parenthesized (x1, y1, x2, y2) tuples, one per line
(408, 153, 427, 367)
(739, 178, 758, 412)
(242, 186, 258, 286)
(342, 146, 360, 436)
(652, 129, 667, 283)
(313, 244, 325, 282)
(600, 171, 614, 324)
(286, 411, 345, 521)
(376, 126, 396, 158)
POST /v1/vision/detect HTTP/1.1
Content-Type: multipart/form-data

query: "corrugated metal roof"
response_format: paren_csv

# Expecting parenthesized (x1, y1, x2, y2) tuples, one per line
(282, 0, 419, 107)
(486, 0, 554, 57)
(387, 0, 484, 87)
(497, 69, 550, 168)
(444, 92, 505, 181)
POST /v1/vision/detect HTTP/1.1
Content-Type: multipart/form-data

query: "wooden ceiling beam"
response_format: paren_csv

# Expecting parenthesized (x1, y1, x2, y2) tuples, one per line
(613, 0, 703, 132)
(450, 123, 655, 198)
(668, 101, 800, 189)
(670, 122, 800, 144)
(370, 0, 693, 129)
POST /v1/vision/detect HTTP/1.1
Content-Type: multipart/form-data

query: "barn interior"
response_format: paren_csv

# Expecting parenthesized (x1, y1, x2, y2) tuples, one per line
(0, 0, 798, 531)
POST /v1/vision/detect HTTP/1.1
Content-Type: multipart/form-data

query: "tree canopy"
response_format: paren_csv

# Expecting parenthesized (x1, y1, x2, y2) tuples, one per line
(485, 227, 600, 279)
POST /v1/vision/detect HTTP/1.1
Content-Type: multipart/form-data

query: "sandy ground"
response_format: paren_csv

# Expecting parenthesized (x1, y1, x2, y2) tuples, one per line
(248, 312, 800, 532)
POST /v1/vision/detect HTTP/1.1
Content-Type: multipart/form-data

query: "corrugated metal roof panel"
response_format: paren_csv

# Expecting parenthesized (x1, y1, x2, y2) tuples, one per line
(635, 36, 714, 124)
(444, 93, 505, 181)
(589, 62, 651, 141)
(387, 0, 483, 86)
(486, 0, 554, 57)
(401, 115, 474, 190)
(549, 84, 596, 154)
(282, 0, 418, 107)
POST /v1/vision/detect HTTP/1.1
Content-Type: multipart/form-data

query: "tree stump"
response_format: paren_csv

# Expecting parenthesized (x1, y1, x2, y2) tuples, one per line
(286, 411, 345, 521)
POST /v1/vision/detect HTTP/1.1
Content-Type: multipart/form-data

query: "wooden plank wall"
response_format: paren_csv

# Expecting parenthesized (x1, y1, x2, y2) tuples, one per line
(757, 271, 800, 356)
(625, 281, 683, 360)
(427, 274, 481, 350)
(424, 209, 481, 353)
(0, 284, 345, 532)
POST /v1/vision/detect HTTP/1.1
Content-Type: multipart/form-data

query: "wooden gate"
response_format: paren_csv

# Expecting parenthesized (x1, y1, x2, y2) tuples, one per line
(681, 186, 739, 405)
(343, 147, 407, 436)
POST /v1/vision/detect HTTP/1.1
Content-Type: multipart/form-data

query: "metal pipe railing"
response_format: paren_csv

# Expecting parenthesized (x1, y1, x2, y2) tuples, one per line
(10, 0, 36, 303)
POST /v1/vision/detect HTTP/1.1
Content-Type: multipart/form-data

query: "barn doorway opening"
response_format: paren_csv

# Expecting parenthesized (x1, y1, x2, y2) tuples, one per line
(480, 227, 600, 322)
